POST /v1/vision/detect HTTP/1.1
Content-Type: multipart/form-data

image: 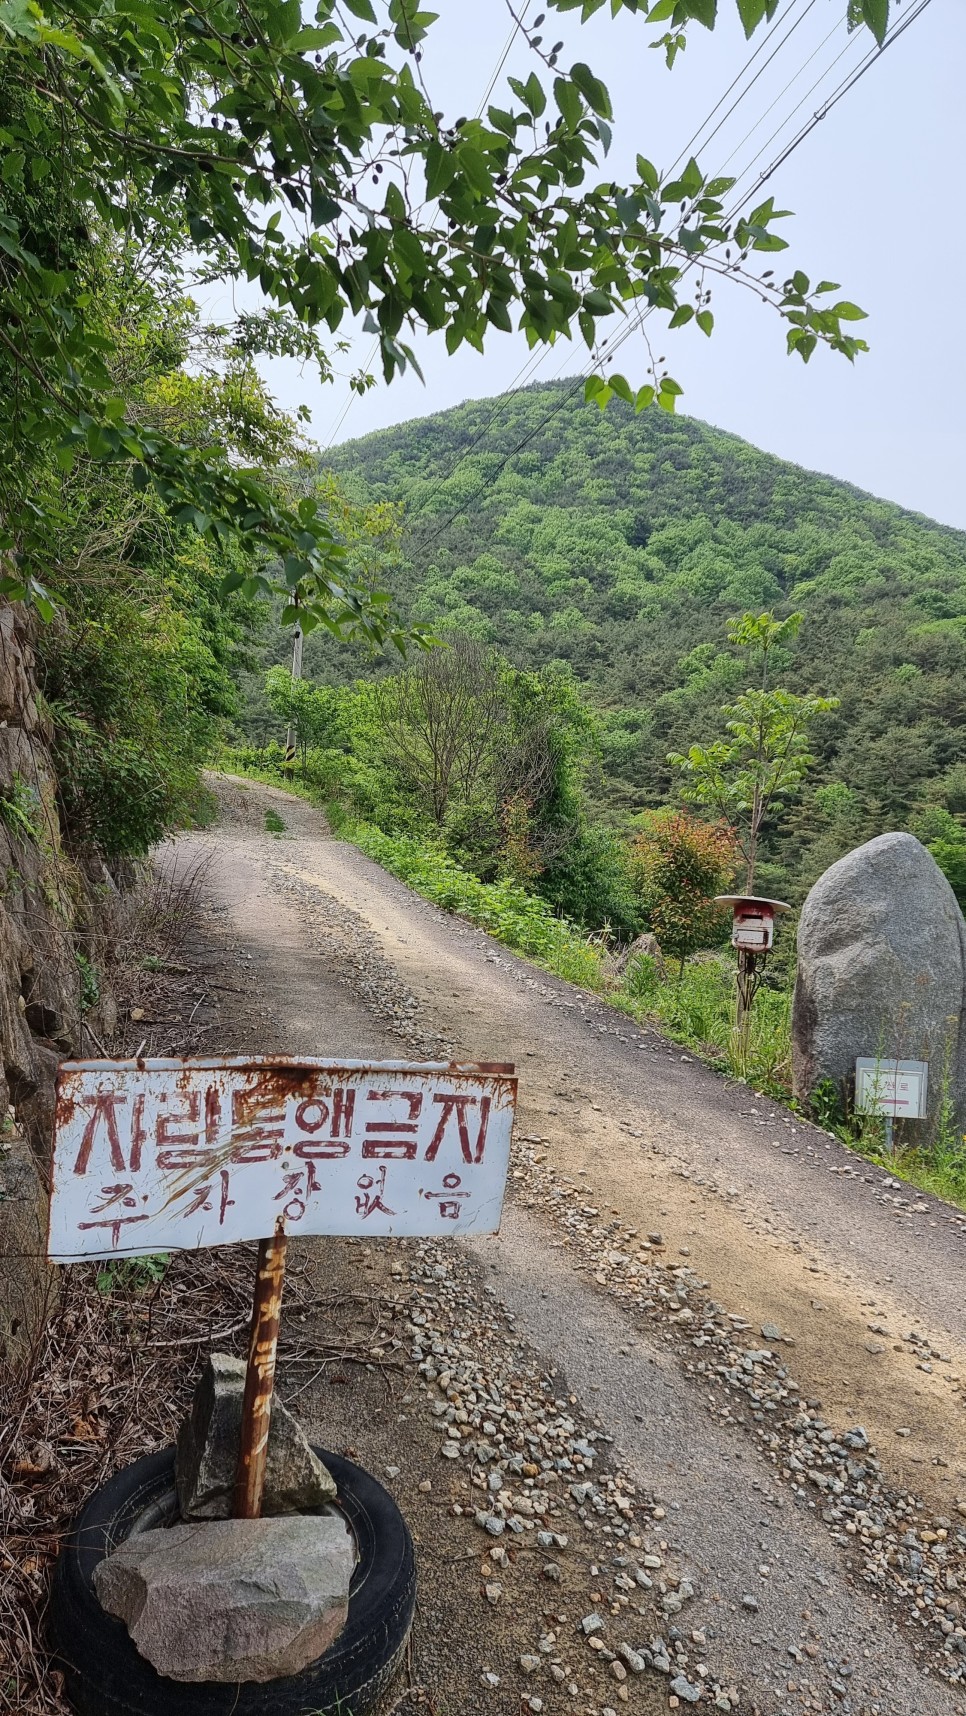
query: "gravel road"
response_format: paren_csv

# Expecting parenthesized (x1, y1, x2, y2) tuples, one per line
(160, 775, 966, 1716)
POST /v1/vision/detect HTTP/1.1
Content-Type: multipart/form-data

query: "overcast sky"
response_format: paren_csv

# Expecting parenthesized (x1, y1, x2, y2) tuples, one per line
(260, 1, 961, 529)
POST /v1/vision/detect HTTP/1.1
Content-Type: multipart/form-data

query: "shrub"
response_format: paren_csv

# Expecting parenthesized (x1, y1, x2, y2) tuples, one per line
(349, 822, 603, 986)
(538, 824, 641, 937)
(51, 709, 176, 859)
(628, 810, 737, 968)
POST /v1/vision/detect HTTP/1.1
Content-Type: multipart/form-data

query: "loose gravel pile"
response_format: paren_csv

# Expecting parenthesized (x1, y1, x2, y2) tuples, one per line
(403, 1241, 740, 1714)
(512, 1142, 966, 1690)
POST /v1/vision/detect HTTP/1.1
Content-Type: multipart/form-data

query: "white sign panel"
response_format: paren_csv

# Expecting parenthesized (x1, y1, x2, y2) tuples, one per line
(48, 1057, 517, 1262)
(854, 1057, 928, 1120)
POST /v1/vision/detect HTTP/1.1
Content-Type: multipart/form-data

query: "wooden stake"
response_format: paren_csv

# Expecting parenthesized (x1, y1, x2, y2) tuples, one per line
(232, 1222, 288, 1519)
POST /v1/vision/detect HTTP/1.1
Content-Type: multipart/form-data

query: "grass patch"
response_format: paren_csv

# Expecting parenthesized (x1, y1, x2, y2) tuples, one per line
(351, 822, 604, 988)
(218, 754, 319, 808)
(264, 807, 286, 835)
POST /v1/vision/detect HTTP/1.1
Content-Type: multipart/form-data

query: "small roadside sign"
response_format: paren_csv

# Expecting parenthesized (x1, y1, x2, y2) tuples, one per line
(47, 1055, 517, 1263)
(854, 1057, 928, 1120)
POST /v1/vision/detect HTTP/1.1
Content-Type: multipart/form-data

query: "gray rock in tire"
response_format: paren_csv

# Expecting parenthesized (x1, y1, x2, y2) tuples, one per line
(176, 1352, 337, 1519)
(94, 1513, 355, 1683)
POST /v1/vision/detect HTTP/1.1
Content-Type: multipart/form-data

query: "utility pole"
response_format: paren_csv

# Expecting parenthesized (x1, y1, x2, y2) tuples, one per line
(282, 621, 303, 776)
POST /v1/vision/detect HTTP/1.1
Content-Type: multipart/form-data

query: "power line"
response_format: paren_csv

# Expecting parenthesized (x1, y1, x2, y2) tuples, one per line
(476, 2, 532, 119)
(404, 340, 563, 518)
(666, 0, 820, 177)
(728, 0, 934, 205)
(714, 12, 847, 174)
(413, 0, 934, 552)
(410, 0, 849, 518)
(322, 336, 380, 449)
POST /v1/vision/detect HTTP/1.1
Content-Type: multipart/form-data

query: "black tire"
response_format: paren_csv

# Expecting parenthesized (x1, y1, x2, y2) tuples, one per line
(49, 1447, 415, 1716)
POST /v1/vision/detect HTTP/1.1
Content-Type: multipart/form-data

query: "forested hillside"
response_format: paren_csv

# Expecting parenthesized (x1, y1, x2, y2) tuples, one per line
(311, 381, 966, 901)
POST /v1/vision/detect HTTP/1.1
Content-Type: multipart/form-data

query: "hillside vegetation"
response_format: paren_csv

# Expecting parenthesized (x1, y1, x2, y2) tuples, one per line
(224, 385, 966, 1196)
(315, 381, 966, 903)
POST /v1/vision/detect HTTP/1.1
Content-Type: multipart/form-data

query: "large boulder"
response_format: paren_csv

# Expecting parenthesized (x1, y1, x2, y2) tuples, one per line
(792, 832, 966, 1125)
(94, 1512, 355, 1682)
(176, 1353, 337, 1520)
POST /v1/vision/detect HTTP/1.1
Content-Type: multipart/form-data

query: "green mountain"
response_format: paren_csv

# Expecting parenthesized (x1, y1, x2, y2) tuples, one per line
(320, 380, 966, 900)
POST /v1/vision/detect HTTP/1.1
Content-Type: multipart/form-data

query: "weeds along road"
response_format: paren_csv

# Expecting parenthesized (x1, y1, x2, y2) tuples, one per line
(165, 775, 966, 1716)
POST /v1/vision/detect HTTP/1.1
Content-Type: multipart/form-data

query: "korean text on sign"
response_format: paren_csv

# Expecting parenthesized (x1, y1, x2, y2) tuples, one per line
(48, 1057, 517, 1262)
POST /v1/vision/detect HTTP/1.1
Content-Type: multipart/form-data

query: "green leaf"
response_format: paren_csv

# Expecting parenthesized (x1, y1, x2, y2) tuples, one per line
(831, 300, 868, 321)
(736, 0, 769, 35)
(310, 185, 341, 224)
(292, 25, 342, 50)
(696, 308, 714, 337)
(860, 0, 889, 44)
(486, 295, 512, 332)
(570, 62, 612, 120)
(486, 105, 516, 137)
(657, 376, 683, 413)
(523, 71, 547, 118)
(384, 178, 406, 220)
(262, 0, 302, 45)
(664, 157, 703, 203)
(425, 140, 457, 199)
(668, 304, 694, 328)
(457, 143, 493, 196)
(554, 75, 584, 129)
(636, 155, 659, 193)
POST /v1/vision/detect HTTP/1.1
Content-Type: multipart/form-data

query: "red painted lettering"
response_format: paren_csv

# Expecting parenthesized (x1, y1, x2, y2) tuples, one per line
(230, 1085, 285, 1164)
(424, 1094, 491, 1164)
(72, 1093, 128, 1176)
(156, 1092, 202, 1170)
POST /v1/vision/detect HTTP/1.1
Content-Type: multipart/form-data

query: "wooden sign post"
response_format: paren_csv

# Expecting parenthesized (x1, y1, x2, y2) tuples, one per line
(233, 1224, 288, 1520)
(47, 1055, 518, 1517)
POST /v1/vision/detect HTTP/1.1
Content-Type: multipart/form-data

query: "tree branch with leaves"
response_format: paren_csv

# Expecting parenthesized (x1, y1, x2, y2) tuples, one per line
(669, 611, 839, 894)
(0, 0, 888, 635)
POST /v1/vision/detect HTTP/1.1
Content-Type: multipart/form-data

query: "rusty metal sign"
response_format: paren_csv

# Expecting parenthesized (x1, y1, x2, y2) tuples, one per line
(48, 1056, 517, 1262)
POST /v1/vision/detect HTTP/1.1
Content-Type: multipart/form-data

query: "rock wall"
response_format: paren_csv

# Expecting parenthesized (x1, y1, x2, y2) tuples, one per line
(0, 603, 119, 1367)
(792, 831, 966, 1132)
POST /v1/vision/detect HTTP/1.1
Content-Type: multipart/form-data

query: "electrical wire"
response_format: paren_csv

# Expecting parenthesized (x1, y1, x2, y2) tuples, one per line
(666, 0, 821, 177)
(413, 2, 826, 489)
(715, 14, 849, 174)
(321, 336, 380, 449)
(410, 0, 849, 517)
(727, 0, 934, 205)
(413, 0, 935, 551)
(476, 2, 532, 119)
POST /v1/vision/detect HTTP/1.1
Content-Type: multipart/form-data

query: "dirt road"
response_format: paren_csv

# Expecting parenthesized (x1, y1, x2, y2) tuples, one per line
(162, 776, 966, 1716)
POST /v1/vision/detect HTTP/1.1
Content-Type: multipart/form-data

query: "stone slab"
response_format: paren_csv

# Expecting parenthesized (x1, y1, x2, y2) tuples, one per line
(176, 1352, 337, 1519)
(94, 1511, 355, 1683)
